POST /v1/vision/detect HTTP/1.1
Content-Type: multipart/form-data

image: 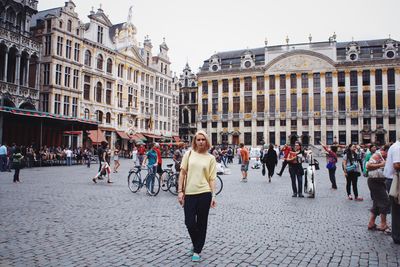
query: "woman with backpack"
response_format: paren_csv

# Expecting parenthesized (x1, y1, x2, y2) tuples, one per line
(12, 146, 24, 183)
(321, 142, 338, 190)
(342, 144, 363, 201)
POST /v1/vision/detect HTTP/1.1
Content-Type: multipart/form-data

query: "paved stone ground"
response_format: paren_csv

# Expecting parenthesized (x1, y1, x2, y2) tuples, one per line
(0, 157, 399, 266)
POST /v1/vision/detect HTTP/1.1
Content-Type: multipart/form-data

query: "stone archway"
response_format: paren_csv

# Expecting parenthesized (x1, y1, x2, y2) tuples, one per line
(19, 101, 35, 110)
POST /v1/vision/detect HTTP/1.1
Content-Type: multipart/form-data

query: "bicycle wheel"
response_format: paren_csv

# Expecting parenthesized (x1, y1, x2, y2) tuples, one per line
(167, 173, 179, 195)
(215, 175, 223, 195)
(145, 174, 160, 196)
(128, 171, 141, 193)
(160, 170, 170, 191)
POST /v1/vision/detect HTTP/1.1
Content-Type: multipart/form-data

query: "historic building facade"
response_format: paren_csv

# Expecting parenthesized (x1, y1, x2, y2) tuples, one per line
(0, 0, 41, 110)
(31, 2, 178, 148)
(178, 63, 198, 143)
(198, 37, 400, 147)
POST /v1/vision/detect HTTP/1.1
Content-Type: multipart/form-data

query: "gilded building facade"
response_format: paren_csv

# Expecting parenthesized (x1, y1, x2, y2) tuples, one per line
(31, 2, 178, 148)
(198, 37, 400, 147)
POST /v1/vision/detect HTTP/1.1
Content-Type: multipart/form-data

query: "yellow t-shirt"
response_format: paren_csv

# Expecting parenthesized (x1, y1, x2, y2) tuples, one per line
(181, 150, 216, 195)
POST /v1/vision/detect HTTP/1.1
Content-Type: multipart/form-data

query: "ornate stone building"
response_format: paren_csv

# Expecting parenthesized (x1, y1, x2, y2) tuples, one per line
(31, 2, 178, 148)
(178, 63, 198, 143)
(198, 36, 400, 147)
(0, 0, 41, 110)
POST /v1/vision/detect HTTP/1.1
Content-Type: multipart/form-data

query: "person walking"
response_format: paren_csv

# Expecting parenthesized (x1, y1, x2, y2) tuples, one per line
(131, 146, 138, 167)
(154, 143, 163, 177)
(113, 146, 120, 173)
(11, 146, 24, 183)
(137, 144, 146, 165)
(239, 143, 249, 182)
(384, 140, 400, 244)
(84, 148, 91, 168)
(287, 142, 305, 197)
(65, 147, 73, 166)
(177, 130, 217, 262)
(343, 144, 363, 201)
(92, 141, 113, 184)
(321, 142, 338, 189)
(366, 144, 390, 232)
(142, 143, 158, 195)
(277, 144, 291, 176)
(0, 143, 7, 172)
(263, 144, 278, 183)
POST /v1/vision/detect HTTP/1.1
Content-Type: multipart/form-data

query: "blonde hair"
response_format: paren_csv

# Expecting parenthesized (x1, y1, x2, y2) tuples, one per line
(191, 130, 211, 152)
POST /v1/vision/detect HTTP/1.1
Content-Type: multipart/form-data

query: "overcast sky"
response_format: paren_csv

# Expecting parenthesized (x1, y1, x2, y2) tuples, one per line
(38, 0, 399, 75)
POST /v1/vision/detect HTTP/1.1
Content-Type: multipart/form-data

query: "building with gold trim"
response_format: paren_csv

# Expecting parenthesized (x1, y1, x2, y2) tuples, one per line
(197, 36, 400, 147)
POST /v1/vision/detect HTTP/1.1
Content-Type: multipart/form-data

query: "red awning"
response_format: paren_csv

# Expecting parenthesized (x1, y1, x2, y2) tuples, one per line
(143, 133, 162, 139)
(117, 131, 130, 140)
(64, 131, 82, 135)
(88, 129, 107, 144)
(173, 136, 181, 142)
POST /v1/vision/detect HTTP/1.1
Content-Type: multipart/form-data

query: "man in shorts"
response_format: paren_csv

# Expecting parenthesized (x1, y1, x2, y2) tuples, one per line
(240, 143, 249, 182)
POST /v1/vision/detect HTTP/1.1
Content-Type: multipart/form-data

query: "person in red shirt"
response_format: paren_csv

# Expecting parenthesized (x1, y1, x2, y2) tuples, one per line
(137, 144, 146, 165)
(239, 143, 250, 182)
(277, 144, 291, 176)
(153, 143, 163, 176)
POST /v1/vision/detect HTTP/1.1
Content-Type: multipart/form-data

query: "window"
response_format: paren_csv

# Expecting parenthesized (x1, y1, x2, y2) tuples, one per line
(74, 43, 80, 62)
(95, 82, 102, 103)
(388, 83, 396, 110)
(233, 97, 240, 113)
(339, 119, 346, 125)
(106, 112, 111, 124)
(72, 97, 77, 117)
(63, 96, 70, 116)
(67, 20, 72, 32)
(212, 122, 217, 128)
(257, 132, 264, 145)
(46, 19, 51, 33)
(314, 93, 320, 112)
(363, 92, 370, 110)
(269, 95, 275, 113)
(280, 92, 286, 112)
(83, 75, 90, 100)
(44, 36, 51, 56)
(280, 74, 286, 89)
(302, 93, 308, 112)
(326, 93, 333, 112)
(269, 75, 275, 89)
(314, 131, 321, 145)
(243, 96, 251, 113)
(233, 78, 240, 92)
(350, 91, 358, 111)
(212, 98, 218, 115)
(65, 39, 72, 59)
(280, 120, 286, 126)
(54, 94, 61, 114)
(43, 63, 50, 85)
(222, 97, 228, 114)
(97, 26, 103, 43)
(290, 94, 297, 112)
(376, 117, 383, 125)
(73, 69, 79, 89)
(338, 71, 345, 87)
(55, 64, 62, 85)
(222, 79, 229, 93)
(313, 73, 320, 90)
(389, 117, 396, 125)
(388, 68, 395, 85)
(256, 76, 264, 90)
(41, 93, 49, 112)
(84, 50, 91, 66)
(64, 67, 71, 87)
(314, 119, 321, 125)
(301, 73, 308, 88)
(117, 84, 123, 108)
(257, 121, 264, 127)
(325, 72, 332, 87)
(326, 119, 333, 126)
(326, 131, 333, 145)
(280, 132, 286, 145)
(291, 120, 297, 127)
(84, 109, 90, 119)
(118, 64, 124, 78)
(96, 110, 103, 123)
(201, 122, 207, 128)
(338, 92, 346, 111)
(257, 95, 264, 112)
(351, 131, 359, 144)
(302, 119, 309, 126)
(103, 58, 112, 74)
(212, 80, 218, 94)
(351, 118, 358, 125)
(244, 77, 252, 91)
(269, 120, 275, 127)
(339, 131, 346, 145)
(376, 85, 383, 110)
(269, 132, 276, 144)
(96, 54, 103, 70)
(233, 121, 239, 127)
(363, 118, 371, 125)
(106, 82, 112, 105)
(375, 69, 382, 86)
(362, 70, 370, 86)
(350, 71, 358, 87)
(244, 132, 252, 146)
(290, 73, 297, 89)
(56, 36, 63, 56)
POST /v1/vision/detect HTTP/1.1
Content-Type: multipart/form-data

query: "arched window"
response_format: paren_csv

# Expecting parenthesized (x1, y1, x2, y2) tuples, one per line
(96, 110, 103, 123)
(106, 112, 111, 123)
(59, 20, 63, 28)
(96, 54, 103, 70)
(106, 58, 112, 74)
(183, 109, 189, 124)
(96, 82, 102, 103)
(67, 20, 72, 32)
(6, 8, 16, 24)
(84, 50, 91, 66)
(84, 108, 90, 119)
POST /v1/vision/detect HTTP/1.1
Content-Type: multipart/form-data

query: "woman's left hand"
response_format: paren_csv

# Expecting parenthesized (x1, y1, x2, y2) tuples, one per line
(210, 197, 217, 208)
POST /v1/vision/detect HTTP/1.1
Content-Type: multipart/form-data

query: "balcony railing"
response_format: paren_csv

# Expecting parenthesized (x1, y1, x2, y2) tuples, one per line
(0, 25, 40, 52)
(0, 81, 39, 99)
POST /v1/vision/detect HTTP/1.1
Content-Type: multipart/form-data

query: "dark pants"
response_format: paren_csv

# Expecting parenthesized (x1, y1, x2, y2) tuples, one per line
(289, 165, 303, 195)
(267, 164, 276, 178)
(184, 192, 212, 254)
(328, 167, 337, 189)
(13, 168, 20, 182)
(346, 172, 359, 198)
(390, 196, 400, 244)
(367, 178, 390, 216)
(0, 154, 6, 171)
(278, 160, 288, 175)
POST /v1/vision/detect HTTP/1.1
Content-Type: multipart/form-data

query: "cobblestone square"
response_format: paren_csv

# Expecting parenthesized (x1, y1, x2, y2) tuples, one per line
(0, 158, 399, 266)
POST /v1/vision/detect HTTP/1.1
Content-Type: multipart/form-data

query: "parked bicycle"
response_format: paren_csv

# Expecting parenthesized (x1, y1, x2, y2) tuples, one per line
(128, 165, 160, 196)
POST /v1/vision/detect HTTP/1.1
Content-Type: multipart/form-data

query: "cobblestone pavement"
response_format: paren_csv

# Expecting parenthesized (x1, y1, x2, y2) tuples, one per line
(0, 157, 399, 266)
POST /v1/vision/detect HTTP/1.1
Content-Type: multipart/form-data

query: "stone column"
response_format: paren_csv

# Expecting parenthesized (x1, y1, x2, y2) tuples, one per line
(320, 72, 327, 145)
(308, 73, 314, 146)
(25, 57, 30, 87)
(264, 75, 269, 145)
(207, 80, 211, 137)
(228, 78, 233, 144)
(396, 68, 400, 140)
(197, 81, 203, 130)
(275, 75, 280, 145)
(382, 68, 388, 142)
(370, 69, 376, 142)
(332, 71, 339, 143)
(239, 77, 244, 144)
(296, 73, 302, 141)
(345, 70, 351, 144)
(217, 79, 222, 144)
(285, 75, 290, 145)
(251, 76, 257, 146)
(15, 52, 21, 85)
(357, 70, 363, 143)
(35, 62, 40, 90)
(3, 49, 8, 82)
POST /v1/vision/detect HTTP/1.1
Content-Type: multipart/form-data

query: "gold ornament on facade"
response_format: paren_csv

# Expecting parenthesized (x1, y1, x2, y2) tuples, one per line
(362, 86, 370, 92)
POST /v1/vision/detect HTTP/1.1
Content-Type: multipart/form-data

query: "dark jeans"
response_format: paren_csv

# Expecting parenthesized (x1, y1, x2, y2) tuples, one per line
(278, 160, 288, 175)
(184, 192, 212, 254)
(0, 154, 6, 171)
(346, 172, 359, 198)
(13, 168, 20, 182)
(328, 167, 337, 189)
(289, 165, 303, 195)
(146, 165, 157, 193)
(266, 164, 276, 178)
(390, 196, 400, 244)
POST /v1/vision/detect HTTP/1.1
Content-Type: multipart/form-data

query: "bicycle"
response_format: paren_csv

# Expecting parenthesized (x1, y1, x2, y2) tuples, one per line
(159, 163, 175, 192)
(127, 165, 161, 196)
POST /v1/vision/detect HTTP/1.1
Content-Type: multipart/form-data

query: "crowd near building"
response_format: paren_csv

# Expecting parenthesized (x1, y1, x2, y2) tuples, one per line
(0, 0, 179, 150)
(196, 35, 400, 147)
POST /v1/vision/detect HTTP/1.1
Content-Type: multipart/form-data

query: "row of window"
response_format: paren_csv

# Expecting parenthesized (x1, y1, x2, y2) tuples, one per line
(202, 88, 396, 115)
(44, 94, 78, 117)
(201, 68, 396, 94)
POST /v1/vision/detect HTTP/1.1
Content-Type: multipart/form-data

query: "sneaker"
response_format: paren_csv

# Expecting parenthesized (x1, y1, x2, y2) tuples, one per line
(243, 178, 248, 183)
(292, 193, 297, 197)
(276, 173, 282, 177)
(298, 194, 304, 198)
(348, 195, 353, 200)
(191, 253, 201, 262)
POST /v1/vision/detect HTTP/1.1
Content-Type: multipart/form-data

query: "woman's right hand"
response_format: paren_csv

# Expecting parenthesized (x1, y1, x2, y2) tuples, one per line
(178, 192, 184, 207)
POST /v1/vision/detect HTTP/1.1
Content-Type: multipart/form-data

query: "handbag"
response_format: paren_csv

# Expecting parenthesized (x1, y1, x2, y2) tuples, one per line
(346, 162, 358, 173)
(326, 161, 335, 170)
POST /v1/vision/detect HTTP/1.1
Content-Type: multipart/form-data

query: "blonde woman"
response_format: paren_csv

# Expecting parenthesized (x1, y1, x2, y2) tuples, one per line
(178, 130, 217, 262)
